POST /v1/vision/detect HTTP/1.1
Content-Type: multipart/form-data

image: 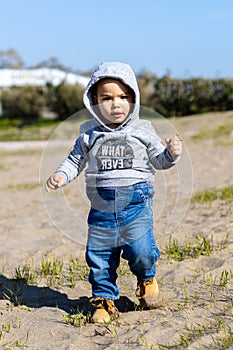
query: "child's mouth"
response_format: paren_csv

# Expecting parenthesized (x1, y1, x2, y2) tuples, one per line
(112, 112, 123, 118)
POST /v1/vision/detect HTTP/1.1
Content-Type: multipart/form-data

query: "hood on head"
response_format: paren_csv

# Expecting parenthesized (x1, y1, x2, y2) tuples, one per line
(83, 62, 140, 130)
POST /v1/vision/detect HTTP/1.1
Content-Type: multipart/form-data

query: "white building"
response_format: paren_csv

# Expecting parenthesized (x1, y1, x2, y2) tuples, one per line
(0, 67, 89, 88)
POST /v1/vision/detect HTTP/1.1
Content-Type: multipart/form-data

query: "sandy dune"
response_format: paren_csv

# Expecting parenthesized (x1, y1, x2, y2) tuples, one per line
(0, 112, 232, 349)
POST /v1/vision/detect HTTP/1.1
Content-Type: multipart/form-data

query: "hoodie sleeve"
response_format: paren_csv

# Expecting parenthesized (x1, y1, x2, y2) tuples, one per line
(55, 135, 88, 185)
(145, 122, 180, 170)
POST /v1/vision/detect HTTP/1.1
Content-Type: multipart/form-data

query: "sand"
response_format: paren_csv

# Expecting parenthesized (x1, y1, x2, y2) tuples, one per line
(0, 112, 233, 349)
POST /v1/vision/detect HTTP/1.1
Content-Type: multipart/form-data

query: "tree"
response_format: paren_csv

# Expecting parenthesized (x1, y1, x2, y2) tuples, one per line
(30, 56, 69, 71)
(0, 48, 24, 68)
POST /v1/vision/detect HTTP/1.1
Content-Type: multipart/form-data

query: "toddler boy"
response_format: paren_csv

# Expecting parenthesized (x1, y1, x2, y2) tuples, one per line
(46, 62, 182, 322)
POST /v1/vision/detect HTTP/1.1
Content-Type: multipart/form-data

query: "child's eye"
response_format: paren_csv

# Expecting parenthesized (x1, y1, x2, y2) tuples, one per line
(121, 95, 129, 99)
(102, 96, 111, 101)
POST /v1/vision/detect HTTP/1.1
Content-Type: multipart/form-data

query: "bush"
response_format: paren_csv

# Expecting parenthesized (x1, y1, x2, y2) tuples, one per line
(1, 86, 46, 121)
(138, 73, 233, 117)
(2, 75, 233, 123)
(47, 82, 85, 120)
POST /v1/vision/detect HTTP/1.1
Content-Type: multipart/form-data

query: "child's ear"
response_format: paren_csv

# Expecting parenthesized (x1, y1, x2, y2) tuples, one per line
(92, 95, 98, 105)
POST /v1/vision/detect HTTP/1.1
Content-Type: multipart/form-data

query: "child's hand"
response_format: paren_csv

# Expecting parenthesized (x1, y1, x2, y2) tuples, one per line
(45, 174, 65, 192)
(165, 135, 182, 158)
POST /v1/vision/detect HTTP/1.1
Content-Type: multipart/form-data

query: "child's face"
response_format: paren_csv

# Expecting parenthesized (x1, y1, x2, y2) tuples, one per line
(95, 79, 134, 127)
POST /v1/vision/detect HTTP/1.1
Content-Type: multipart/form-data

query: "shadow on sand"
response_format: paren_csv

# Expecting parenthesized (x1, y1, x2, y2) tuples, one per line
(0, 274, 136, 316)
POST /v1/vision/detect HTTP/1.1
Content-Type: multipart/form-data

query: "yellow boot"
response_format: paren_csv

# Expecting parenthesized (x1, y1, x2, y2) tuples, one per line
(136, 277, 159, 309)
(90, 298, 120, 323)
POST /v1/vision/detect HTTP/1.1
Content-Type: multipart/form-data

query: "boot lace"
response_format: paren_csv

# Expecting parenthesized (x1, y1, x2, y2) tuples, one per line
(136, 279, 154, 298)
(90, 298, 120, 317)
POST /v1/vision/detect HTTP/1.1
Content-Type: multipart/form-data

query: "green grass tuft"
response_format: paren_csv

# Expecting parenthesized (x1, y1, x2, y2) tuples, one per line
(192, 121, 233, 140)
(165, 235, 214, 261)
(192, 186, 233, 203)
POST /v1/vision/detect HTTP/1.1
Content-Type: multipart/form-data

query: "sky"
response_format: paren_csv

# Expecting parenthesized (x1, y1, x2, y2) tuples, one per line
(1, 0, 233, 78)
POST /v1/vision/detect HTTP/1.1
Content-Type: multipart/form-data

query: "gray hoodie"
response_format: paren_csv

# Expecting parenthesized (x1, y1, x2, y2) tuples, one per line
(55, 61, 179, 187)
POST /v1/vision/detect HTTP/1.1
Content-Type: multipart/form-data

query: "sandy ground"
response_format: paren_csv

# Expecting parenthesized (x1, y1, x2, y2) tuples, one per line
(0, 112, 233, 349)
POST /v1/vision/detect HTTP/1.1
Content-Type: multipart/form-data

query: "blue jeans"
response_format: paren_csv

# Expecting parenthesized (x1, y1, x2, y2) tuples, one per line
(85, 182, 160, 300)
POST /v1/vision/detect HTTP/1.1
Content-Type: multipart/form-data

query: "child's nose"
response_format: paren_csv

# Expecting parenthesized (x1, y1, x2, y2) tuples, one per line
(112, 98, 121, 107)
